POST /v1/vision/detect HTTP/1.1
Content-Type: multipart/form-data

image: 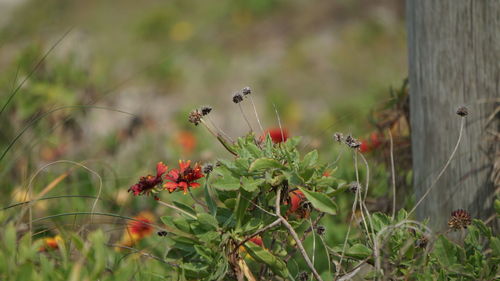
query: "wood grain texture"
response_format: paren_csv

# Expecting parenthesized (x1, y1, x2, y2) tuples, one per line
(406, 0, 499, 230)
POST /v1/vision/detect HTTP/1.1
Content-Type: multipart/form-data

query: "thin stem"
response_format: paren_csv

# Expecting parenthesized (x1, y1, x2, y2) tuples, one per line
(249, 95, 265, 135)
(207, 115, 234, 142)
(0, 28, 73, 116)
(200, 119, 220, 139)
(409, 117, 465, 216)
(335, 186, 359, 279)
(354, 153, 373, 246)
(233, 218, 281, 255)
(388, 130, 397, 220)
(156, 200, 197, 219)
(275, 187, 323, 281)
(273, 104, 285, 142)
(238, 103, 253, 132)
(189, 189, 208, 211)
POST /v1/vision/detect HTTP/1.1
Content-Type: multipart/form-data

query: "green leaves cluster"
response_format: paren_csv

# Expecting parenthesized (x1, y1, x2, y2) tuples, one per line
(161, 133, 346, 279)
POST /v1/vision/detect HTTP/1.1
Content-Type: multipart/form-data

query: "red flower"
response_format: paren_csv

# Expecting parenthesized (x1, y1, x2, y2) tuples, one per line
(164, 160, 204, 194)
(359, 140, 371, 153)
(249, 236, 264, 247)
(128, 212, 154, 238)
(288, 190, 305, 213)
(359, 132, 384, 153)
(370, 132, 382, 148)
(128, 162, 168, 196)
(262, 128, 288, 143)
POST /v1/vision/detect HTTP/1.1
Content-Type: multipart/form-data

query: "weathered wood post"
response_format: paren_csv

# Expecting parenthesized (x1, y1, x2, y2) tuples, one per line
(406, 0, 499, 231)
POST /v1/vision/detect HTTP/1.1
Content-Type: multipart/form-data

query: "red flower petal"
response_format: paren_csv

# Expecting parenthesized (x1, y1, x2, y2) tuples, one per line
(262, 128, 288, 143)
(156, 162, 168, 177)
(164, 182, 178, 192)
(178, 181, 189, 194)
(179, 160, 191, 173)
(189, 182, 201, 189)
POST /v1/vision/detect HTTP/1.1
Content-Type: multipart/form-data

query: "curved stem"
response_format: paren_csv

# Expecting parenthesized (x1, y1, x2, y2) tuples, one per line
(409, 118, 465, 216)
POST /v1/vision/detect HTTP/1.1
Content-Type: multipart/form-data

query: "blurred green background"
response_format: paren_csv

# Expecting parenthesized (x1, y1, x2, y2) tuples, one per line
(0, 0, 407, 278)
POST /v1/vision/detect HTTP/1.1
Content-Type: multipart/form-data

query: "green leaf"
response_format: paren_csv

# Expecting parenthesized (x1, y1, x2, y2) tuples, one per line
(173, 201, 197, 217)
(161, 216, 192, 234)
(204, 182, 217, 216)
(241, 177, 265, 192)
(315, 176, 337, 189)
(472, 219, 492, 238)
(433, 235, 460, 267)
(297, 186, 337, 215)
(345, 243, 372, 259)
(490, 236, 500, 257)
(235, 192, 251, 228)
(494, 199, 500, 215)
(212, 167, 240, 191)
(302, 150, 318, 167)
(396, 209, 408, 222)
(194, 245, 213, 261)
(370, 212, 392, 232)
(249, 158, 284, 172)
(197, 213, 219, 231)
(243, 243, 289, 278)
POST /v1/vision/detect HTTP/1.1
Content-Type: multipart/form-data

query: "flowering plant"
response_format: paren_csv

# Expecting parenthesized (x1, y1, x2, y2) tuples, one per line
(124, 90, 500, 281)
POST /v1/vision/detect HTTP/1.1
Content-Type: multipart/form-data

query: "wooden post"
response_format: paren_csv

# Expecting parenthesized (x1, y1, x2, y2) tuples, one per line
(406, 0, 499, 231)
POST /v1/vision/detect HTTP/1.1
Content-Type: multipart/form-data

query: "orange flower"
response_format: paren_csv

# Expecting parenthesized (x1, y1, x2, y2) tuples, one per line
(163, 160, 204, 194)
(39, 235, 63, 252)
(117, 212, 155, 249)
(286, 190, 310, 219)
(176, 130, 197, 155)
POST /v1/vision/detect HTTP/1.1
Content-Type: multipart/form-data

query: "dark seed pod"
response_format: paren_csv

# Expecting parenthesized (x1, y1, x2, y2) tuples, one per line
(316, 225, 326, 235)
(456, 106, 468, 117)
(345, 135, 361, 149)
(415, 237, 428, 248)
(242, 87, 252, 96)
(188, 110, 203, 126)
(448, 209, 472, 230)
(203, 163, 214, 174)
(333, 132, 344, 143)
(232, 92, 244, 104)
(201, 106, 212, 116)
(298, 271, 309, 281)
(348, 181, 362, 193)
(157, 231, 168, 237)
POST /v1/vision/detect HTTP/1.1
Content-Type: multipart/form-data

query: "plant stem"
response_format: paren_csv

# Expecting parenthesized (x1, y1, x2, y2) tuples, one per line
(275, 187, 324, 281)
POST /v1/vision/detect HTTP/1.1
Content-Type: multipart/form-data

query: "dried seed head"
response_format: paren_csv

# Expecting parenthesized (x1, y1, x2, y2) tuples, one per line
(316, 225, 326, 235)
(415, 237, 428, 248)
(157, 231, 168, 237)
(348, 181, 362, 193)
(203, 163, 214, 174)
(345, 135, 361, 149)
(242, 86, 252, 96)
(448, 209, 472, 230)
(188, 109, 203, 126)
(201, 105, 212, 116)
(333, 132, 344, 143)
(456, 106, 468, 117)
(300, 201, 312, 210)
(232, 92, 244, 104)
(298, 271, 309, 281)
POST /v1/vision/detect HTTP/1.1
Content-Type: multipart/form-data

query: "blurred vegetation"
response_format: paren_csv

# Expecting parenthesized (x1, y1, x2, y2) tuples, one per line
(0, 0, 416, 279)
